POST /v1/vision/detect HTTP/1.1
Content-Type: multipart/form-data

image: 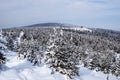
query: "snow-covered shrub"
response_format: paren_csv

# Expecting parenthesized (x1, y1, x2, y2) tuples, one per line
(112, 54, 120, 77)
(2, 30, 20, 52)
(17, 29, 47, 65)
(0, 52, 6, 69)
(0, 30, 7, 70)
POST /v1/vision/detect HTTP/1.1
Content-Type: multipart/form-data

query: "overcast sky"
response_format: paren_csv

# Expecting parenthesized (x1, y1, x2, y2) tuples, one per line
(0, 0, 120, 30)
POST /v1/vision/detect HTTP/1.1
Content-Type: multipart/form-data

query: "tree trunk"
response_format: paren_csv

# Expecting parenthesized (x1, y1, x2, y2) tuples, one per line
(106, 74, 109, 80)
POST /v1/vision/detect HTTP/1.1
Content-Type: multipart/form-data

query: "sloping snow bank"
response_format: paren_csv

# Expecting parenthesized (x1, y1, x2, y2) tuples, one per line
(79, 67, 117, 80)
(0, 53, 65, 80)
(0, 52, 118, 80)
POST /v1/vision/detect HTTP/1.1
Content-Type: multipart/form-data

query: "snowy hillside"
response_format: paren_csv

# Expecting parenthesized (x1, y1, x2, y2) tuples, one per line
(0, 52, 117, 80)
(0, 26, 120, 80)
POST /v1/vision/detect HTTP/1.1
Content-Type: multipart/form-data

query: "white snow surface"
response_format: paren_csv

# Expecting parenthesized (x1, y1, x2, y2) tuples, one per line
(73, 27, 92, 32)
(0, 52, 118, 80)
(64, 27, 92, 32)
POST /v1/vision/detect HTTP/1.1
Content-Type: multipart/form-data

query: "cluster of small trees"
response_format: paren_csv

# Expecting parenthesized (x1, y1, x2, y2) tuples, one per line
(64, 28, 120, 79)
(18, 36, 44, 65)
(45, 28, 80, 79)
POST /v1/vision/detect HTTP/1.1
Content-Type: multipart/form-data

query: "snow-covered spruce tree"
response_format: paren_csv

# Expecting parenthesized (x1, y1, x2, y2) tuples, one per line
(89, 50, 116, 80)
(45, 28, 79, 79)
(4, 30, 19, 52)
(113, 53, 120, 78)
(0, 30, 6, 70)
(17, 31, 44, 65)
(25, 39, 44, 65)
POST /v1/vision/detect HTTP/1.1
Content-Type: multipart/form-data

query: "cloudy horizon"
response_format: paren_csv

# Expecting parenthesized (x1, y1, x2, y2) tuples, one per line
(0, 0, 120, 30)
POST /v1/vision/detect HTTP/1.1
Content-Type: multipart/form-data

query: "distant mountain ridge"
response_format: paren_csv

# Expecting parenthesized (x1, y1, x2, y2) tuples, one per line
(24, 23, 92, 32)
(24, 22, 120, 32)
(25, 23, 67, 27)
(24, 23, 88, 28)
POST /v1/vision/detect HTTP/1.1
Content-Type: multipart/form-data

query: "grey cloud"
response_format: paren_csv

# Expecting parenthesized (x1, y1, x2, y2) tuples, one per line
(0, 0, 120, 30)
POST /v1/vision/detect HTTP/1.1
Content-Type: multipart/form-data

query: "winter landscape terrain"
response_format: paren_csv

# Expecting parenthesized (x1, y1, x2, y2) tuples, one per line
(0, 23, 120, 80)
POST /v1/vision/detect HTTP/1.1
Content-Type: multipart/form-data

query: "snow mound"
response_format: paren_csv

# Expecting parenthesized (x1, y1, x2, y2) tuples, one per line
(0, 54, 65, 80)
(64, 26, 92, 32)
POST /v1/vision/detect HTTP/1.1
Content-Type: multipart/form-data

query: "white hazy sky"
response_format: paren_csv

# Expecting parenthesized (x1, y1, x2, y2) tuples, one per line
(0, 0, 120, 30)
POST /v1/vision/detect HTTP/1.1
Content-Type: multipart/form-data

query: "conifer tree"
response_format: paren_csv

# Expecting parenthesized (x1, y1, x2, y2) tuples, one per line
(0, 30, 6, 70)
(45, 28, 79, 79)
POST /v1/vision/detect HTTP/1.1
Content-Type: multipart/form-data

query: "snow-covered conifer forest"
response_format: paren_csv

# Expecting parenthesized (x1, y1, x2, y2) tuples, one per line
(0, 23, 120, 80)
